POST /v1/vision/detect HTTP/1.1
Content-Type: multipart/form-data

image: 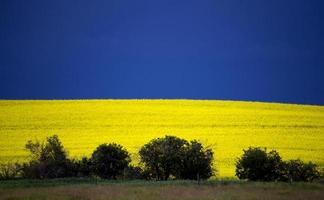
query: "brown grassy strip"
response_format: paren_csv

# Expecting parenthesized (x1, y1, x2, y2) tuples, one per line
(0, 182, 324, 200)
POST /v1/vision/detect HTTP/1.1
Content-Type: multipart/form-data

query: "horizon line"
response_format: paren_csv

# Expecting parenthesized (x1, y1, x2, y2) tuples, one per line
(0, 98, 323, 107)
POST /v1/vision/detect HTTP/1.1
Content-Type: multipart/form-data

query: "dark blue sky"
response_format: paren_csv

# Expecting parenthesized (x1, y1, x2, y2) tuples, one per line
(1, 0, 323, 105)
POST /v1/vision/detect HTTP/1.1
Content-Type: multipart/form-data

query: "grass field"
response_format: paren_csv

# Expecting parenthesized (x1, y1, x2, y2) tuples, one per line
(0, 179, 324, 200)
(0, 99, 323, 177)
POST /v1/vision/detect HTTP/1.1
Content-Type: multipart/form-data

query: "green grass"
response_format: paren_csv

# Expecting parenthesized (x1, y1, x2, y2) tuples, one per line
(0, 179, 324, 200)
(0, 178, 239, 189)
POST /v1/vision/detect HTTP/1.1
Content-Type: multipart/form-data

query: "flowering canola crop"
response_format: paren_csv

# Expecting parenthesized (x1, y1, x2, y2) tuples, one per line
(0, 100, 323, 177)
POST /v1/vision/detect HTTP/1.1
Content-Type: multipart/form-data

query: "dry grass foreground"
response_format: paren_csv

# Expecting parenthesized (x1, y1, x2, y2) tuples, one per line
(0, 181, 324, 200)
(1, 99, 324, 177)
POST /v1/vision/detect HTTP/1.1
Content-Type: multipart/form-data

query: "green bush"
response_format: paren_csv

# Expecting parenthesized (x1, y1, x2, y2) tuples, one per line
(91, 143, 130, 179)
(139, 136, 214, 180)
(139, 136, 188, 180)
(71, 157, 92, 177)
(281, 159, 320, 182)
(235, 147, 283, 181)
(236, 147, 321, 182)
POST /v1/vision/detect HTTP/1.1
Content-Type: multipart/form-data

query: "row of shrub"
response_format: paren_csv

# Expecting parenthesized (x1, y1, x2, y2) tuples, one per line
(0, 135, 322, 182)
(0, 135, 213, 181)
(236, 147, 321, 182)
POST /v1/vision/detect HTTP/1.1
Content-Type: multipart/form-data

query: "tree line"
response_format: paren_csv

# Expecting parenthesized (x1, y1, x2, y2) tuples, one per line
(0, 135, 322, 182)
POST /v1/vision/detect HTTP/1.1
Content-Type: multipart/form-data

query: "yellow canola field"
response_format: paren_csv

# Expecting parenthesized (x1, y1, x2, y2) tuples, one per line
(0, 100, 323, 177)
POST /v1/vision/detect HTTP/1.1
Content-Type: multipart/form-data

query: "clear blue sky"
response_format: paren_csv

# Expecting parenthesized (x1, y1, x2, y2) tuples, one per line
(1, 0, 323, 105)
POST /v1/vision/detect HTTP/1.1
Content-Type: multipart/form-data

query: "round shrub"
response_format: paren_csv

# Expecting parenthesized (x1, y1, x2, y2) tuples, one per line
(235, 147, 283, 181)
(91, 143, 130, 179)
(139, 136, 188, 180)
(139, 136, 214, 180)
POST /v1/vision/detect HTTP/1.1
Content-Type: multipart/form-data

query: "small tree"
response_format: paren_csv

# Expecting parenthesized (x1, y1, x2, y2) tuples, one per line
(21, 135, 72, 179)
(179, 140, 214, 180)
(235, 147, 283, 181)
(39, 135, 67, 163)
(139, 136, 188, 180)
(91, 143, 130, 179)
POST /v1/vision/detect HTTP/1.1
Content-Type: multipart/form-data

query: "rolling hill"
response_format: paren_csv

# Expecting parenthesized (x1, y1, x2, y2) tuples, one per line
(0, 99, 323, 177)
